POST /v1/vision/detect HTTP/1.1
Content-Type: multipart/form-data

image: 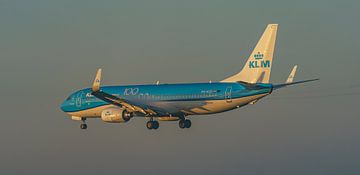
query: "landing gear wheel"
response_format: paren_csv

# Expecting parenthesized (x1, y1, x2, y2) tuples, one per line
(179, 120, 186, 129)
(179, 119, 191, 129)
(184, 119, 192, 128)
(146, 121, 153, 130)
(80, 123, 87, 129)
(146, 121, 159, 130)
(152, 121, 159, 130)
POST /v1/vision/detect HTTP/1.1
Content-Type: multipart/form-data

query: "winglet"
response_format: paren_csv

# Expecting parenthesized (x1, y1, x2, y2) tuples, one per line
(92, 69, 102, 92)
(286, 65, 297, 84)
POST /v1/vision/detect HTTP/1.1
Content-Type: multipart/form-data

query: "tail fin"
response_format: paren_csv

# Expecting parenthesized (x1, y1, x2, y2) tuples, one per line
(222, 24, 278, 83)
(92, 68, 102, 92)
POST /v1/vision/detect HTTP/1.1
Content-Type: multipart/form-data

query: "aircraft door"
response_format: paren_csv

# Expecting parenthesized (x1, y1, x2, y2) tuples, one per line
(76, 91, 84, 107)
(225, 86, 232, 103)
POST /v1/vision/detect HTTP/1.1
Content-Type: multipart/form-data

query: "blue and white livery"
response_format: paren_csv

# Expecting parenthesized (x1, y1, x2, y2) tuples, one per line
(60, 24, 318, 130)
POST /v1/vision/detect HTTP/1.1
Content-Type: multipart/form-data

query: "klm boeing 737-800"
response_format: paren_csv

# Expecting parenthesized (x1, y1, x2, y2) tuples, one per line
(60, 24, 318, 130)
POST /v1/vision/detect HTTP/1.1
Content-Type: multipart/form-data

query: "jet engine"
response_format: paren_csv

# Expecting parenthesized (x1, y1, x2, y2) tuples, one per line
(101, 107, 133, 123)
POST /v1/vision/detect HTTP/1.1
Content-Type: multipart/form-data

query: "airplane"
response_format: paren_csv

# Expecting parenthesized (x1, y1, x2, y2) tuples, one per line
(60, 24, 318, 130)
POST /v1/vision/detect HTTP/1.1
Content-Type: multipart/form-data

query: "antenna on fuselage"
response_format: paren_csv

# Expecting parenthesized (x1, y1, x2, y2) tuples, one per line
(156, 81, 160, 85)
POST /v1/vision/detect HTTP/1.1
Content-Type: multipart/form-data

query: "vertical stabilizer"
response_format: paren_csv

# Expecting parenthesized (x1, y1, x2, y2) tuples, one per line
(92, 69, 102, 92)
(222, 24, 278, 83)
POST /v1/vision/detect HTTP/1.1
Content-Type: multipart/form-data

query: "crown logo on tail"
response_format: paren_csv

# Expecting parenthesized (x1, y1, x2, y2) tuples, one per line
(254, 52, 264, 60)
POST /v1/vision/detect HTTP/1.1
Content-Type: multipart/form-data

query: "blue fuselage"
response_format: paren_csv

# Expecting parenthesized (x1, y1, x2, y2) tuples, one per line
(60, 82, 272, 117)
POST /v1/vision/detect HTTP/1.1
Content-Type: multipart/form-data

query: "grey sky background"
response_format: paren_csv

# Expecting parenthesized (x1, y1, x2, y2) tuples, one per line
(0, 0, 359, 174)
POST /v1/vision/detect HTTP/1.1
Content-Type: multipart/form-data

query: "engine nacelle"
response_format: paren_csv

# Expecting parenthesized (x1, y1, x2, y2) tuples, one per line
(101, 108, 133, 123)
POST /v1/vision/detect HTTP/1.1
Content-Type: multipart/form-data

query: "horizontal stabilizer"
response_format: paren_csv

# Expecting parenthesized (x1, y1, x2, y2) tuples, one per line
(273, 78, 319, 90)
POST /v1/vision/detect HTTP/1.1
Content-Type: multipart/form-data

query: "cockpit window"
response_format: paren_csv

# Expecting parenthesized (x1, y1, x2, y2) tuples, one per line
(66, 96, 72, 101)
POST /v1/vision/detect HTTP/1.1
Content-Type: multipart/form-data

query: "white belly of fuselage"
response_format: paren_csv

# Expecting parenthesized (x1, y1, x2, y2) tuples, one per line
(171, 93, 268, 115)
(67, 93, 268, 118)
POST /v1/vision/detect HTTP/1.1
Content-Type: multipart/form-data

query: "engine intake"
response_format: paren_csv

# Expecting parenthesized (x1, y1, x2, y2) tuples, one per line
(101, 108, 133, 123)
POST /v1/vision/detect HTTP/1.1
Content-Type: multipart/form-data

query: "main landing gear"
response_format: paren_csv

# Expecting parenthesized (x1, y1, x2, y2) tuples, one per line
(80, 117, 87, 130)
(146, 117, 192, 130)
(179, 119, 191, 129)
(146, 119, 159, 130)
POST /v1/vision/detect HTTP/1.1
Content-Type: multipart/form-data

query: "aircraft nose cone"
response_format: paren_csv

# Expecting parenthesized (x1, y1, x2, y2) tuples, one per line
(60, 101, 67, 112)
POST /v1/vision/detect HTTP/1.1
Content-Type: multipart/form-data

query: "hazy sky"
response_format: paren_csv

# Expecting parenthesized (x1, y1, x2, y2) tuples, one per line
(1, 0, 359, 174)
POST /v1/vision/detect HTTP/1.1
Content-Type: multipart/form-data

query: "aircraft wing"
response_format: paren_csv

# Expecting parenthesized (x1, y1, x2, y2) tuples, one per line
(90, 69, 163, 116)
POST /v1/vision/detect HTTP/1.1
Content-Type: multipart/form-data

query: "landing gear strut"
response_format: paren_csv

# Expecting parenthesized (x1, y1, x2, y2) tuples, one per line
(80, 117, 87, 130)
(179, 119, 191, 129)
(146, 118, 159, 130)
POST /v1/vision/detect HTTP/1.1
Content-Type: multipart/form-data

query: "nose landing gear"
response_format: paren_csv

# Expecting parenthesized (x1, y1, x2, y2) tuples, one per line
(80, 123, 87, 129)
(80, 118, 87, 130)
